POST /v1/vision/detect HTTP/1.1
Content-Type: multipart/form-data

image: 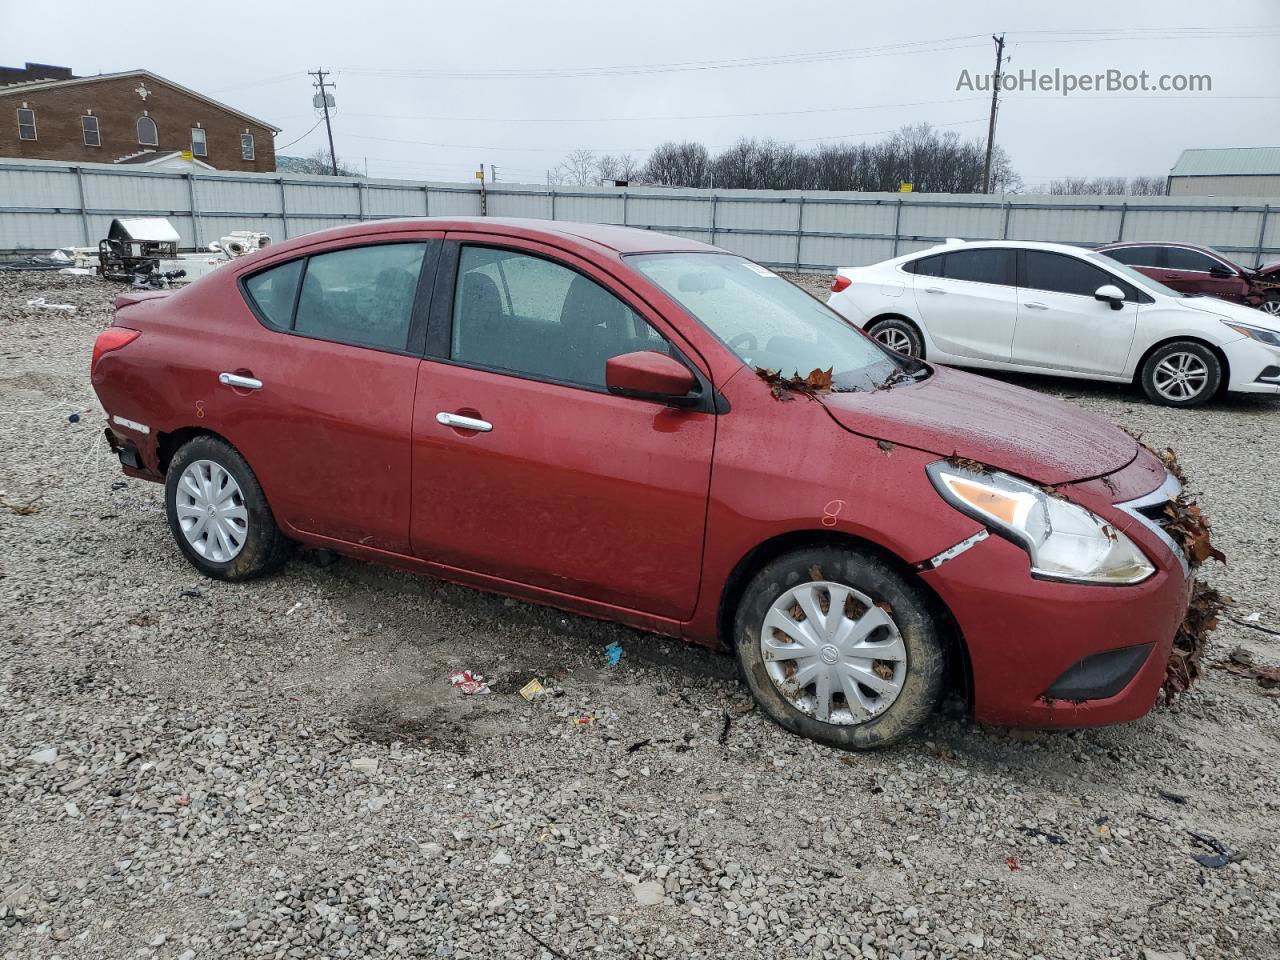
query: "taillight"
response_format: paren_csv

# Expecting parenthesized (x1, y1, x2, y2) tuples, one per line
(831, 275, 852, 293)
(91, 327, 140, 373)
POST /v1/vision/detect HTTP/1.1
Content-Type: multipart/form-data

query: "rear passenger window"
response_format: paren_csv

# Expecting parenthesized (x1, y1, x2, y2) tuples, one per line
(904, 255, 942, 277)
(294, 244, 426, 351)
(940, 248, 1014, 285)
(1019, 251, 1118, 298)
(452, 246, 667, 388)
(244, 259, 303, 330)
(1164, 247, 1219, 272)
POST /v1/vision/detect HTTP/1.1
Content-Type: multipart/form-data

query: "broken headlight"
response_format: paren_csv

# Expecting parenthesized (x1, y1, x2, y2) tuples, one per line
(926, 462, 1154, 585)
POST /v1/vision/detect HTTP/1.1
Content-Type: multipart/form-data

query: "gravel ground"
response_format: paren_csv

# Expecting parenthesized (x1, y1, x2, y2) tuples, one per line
(2, 272, 1278, 960)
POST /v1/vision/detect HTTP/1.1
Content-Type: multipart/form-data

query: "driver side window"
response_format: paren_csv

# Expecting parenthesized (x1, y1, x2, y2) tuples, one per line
(451, 246, 668, 389)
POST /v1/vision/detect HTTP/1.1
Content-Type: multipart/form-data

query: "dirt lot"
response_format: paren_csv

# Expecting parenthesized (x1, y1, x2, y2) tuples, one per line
(2, 273, 1279, 960)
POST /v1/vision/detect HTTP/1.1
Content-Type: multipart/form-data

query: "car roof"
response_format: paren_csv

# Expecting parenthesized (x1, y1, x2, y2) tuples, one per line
(256, 216, 721, 260)
(902, 239, 1102, 259)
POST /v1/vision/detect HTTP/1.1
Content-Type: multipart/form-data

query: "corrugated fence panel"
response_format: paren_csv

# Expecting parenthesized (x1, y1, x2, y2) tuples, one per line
(2, 158, 1278, 270)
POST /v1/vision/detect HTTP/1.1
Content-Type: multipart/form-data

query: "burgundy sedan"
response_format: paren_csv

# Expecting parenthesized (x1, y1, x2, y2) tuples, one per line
(91, 218, 1193, 749)
(1097, 241, 1280, 316)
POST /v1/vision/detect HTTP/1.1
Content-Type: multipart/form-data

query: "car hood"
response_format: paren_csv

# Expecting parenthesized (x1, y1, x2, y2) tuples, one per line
(821, 365, 1137, 486)
(1256, 259, 1280, 276)
(1176, 294, 1280, 332)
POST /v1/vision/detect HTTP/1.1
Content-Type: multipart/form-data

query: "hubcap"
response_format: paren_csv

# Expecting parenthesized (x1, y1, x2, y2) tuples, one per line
(1259, 299, 1280, 316)
(1152, 352, 1209, 402)
(759, 581, 907, 725)
(874, 327, 916, 356)
(175, 460, 248, 563)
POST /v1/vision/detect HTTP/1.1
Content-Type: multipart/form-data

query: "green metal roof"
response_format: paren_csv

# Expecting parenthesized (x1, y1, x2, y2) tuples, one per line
(1170, 147, 1280, 178)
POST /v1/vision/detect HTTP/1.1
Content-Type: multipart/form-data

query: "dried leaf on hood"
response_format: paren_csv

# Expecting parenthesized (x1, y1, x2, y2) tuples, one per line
(1163, 497, 1226, 567)
(755, 366, 834, 401)
(1163, 581, 1229, 700)
(945, 454, 989, 474)
(876, 440, 895, 457)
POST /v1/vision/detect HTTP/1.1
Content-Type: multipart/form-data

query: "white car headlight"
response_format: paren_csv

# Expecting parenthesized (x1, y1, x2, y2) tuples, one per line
(927, 462, 1154, 585)
(1221, 318, 1280, 348)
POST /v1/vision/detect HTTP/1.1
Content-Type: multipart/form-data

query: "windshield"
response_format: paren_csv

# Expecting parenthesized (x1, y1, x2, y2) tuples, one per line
(628, 252, 910, 391)
(1084, 252, 1183, 299)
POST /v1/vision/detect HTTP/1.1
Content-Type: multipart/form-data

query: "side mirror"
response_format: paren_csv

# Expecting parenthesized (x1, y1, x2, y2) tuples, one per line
(1094, 284, 1126, 310)
(1208, 265, 1234, 279)
(606, 350, 698, 404)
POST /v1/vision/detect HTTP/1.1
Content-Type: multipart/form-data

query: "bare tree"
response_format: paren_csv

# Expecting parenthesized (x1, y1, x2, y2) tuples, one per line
(597, 153, 642, 183)
(551, 149, 599, 186)
(1048, 175, 1167, 196)
(277, 148, 363, 177)
(641, 141, 712, 187)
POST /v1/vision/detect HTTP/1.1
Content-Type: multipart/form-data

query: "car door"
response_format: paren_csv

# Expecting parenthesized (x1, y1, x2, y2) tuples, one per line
(409, 236, 716, 620)
(908, 248, 1017, 361)
(231, 235, 439, 553)
(1011, 250, 1140, 376)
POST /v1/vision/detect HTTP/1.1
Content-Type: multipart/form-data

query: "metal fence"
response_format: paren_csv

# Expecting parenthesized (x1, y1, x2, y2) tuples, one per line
(2, 157, 1277, 271)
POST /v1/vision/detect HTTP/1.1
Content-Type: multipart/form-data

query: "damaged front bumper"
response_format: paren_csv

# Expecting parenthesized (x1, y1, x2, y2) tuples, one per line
(919, 456, 1196, 728)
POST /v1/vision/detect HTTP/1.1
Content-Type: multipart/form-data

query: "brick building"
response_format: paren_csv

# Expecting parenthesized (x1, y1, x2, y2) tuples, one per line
(0, 63, 280, 172)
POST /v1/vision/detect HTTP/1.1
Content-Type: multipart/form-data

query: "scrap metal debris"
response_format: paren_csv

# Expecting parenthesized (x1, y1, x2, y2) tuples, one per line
(1188, 831, 1238, 869)
(1212, 646, 1280, 689)
(1019, 825, 1067, 845)
(1165, 581, 1229, 700)
(755, 366, 833, 400)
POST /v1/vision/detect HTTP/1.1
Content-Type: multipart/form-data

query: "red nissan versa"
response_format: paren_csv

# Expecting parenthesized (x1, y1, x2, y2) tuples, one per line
(90, 218, 1195, 750)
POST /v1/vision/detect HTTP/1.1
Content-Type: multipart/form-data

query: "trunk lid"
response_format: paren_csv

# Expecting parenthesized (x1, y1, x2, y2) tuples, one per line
(822, 365, 1137, 486)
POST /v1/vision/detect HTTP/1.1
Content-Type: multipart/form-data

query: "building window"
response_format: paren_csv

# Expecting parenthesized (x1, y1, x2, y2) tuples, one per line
(191, 127, 207, 157)
(17, 107, 37, 141)
(241, 132, 255, 160)
(137, 115, 158, 146)
(82, 115, 101, 147)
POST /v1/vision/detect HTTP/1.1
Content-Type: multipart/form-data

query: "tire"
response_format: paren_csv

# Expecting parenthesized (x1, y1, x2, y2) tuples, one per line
(1139, 341, 1222, 408)
(867, 317, 925, 358)
(733, 545, 945, 750)
(164, 435, 290, 580)
(1257, 292, 1280, 318)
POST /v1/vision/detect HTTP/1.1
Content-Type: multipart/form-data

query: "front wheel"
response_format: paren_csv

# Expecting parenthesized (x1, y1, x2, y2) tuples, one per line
(1257, 292, 1280, 318)
(1139, 341, 1222, 407)
(734, 546, 945, 750)
(164, 435, 290, 580)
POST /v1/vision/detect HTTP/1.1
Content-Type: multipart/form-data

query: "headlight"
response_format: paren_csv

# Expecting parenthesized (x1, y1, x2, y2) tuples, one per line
(926, 462, 1154, 585)
(1222, 319, 1280, 347)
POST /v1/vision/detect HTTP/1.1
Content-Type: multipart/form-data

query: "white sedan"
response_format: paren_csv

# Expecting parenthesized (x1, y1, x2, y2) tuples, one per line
(826, 239, 1280, 407)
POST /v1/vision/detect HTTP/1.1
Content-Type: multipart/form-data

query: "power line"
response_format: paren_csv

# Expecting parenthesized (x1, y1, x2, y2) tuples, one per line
(276, 118, 325, 151)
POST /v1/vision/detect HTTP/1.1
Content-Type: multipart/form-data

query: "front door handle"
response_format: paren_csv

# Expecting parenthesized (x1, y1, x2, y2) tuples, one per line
(219, 372, 263, 390)
(436, 412, 492, 432)
(1024, 301, 1049, 310)
(923, 286, 946, 294)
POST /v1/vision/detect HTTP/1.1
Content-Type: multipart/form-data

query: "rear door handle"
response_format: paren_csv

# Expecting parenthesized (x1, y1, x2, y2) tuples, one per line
(1024, 301, 1049, 310)
(219, 372, 263, 390)
(436, 412, 492, 432)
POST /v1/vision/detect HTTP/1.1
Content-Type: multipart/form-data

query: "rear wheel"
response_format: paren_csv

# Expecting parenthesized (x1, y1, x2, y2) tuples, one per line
(1139, 341, 1221, 407)
(733, 545, 945, 750)
(164, 436, 290, 580)
(867, 317, 924, 358)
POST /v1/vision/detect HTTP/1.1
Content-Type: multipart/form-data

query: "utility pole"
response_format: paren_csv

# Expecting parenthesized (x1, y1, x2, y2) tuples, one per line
(477, 163, 487, 216)
(981, 34, 1006, 195)
(309, 68, 338, 177)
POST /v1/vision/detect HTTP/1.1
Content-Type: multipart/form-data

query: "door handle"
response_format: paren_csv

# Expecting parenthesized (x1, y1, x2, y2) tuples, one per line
(436, 412, 492, 432)
(219, 372, 263, 390)
(923, 286, 946, 294)
(1164, 273, 1182, 280)
(1024, 301, 1049, 310)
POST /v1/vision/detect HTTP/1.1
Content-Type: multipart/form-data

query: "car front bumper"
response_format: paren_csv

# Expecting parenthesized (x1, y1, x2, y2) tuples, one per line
(920, 526, 1193, 729)
(1222, 336, 1280, 393)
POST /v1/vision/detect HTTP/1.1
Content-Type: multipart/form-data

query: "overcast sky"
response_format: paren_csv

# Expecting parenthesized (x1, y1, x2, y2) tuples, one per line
(4, 0, 1277, 188)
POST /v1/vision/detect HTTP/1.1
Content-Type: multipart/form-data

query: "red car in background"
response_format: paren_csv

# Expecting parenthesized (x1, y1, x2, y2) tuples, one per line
(1097, 241, 1280, 316)
(91, 218, 1194, 750)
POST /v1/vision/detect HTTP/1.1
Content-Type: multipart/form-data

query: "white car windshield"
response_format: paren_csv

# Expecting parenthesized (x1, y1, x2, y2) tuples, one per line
(629, 252, 914, 391)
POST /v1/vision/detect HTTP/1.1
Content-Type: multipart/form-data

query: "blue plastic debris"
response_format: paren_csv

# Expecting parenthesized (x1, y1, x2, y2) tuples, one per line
(604, 641, 623, 668)
(67, 413, 80, 423)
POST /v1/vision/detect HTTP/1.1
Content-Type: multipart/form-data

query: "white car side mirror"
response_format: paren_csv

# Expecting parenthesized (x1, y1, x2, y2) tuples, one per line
(1094, 284, 1126, 310)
